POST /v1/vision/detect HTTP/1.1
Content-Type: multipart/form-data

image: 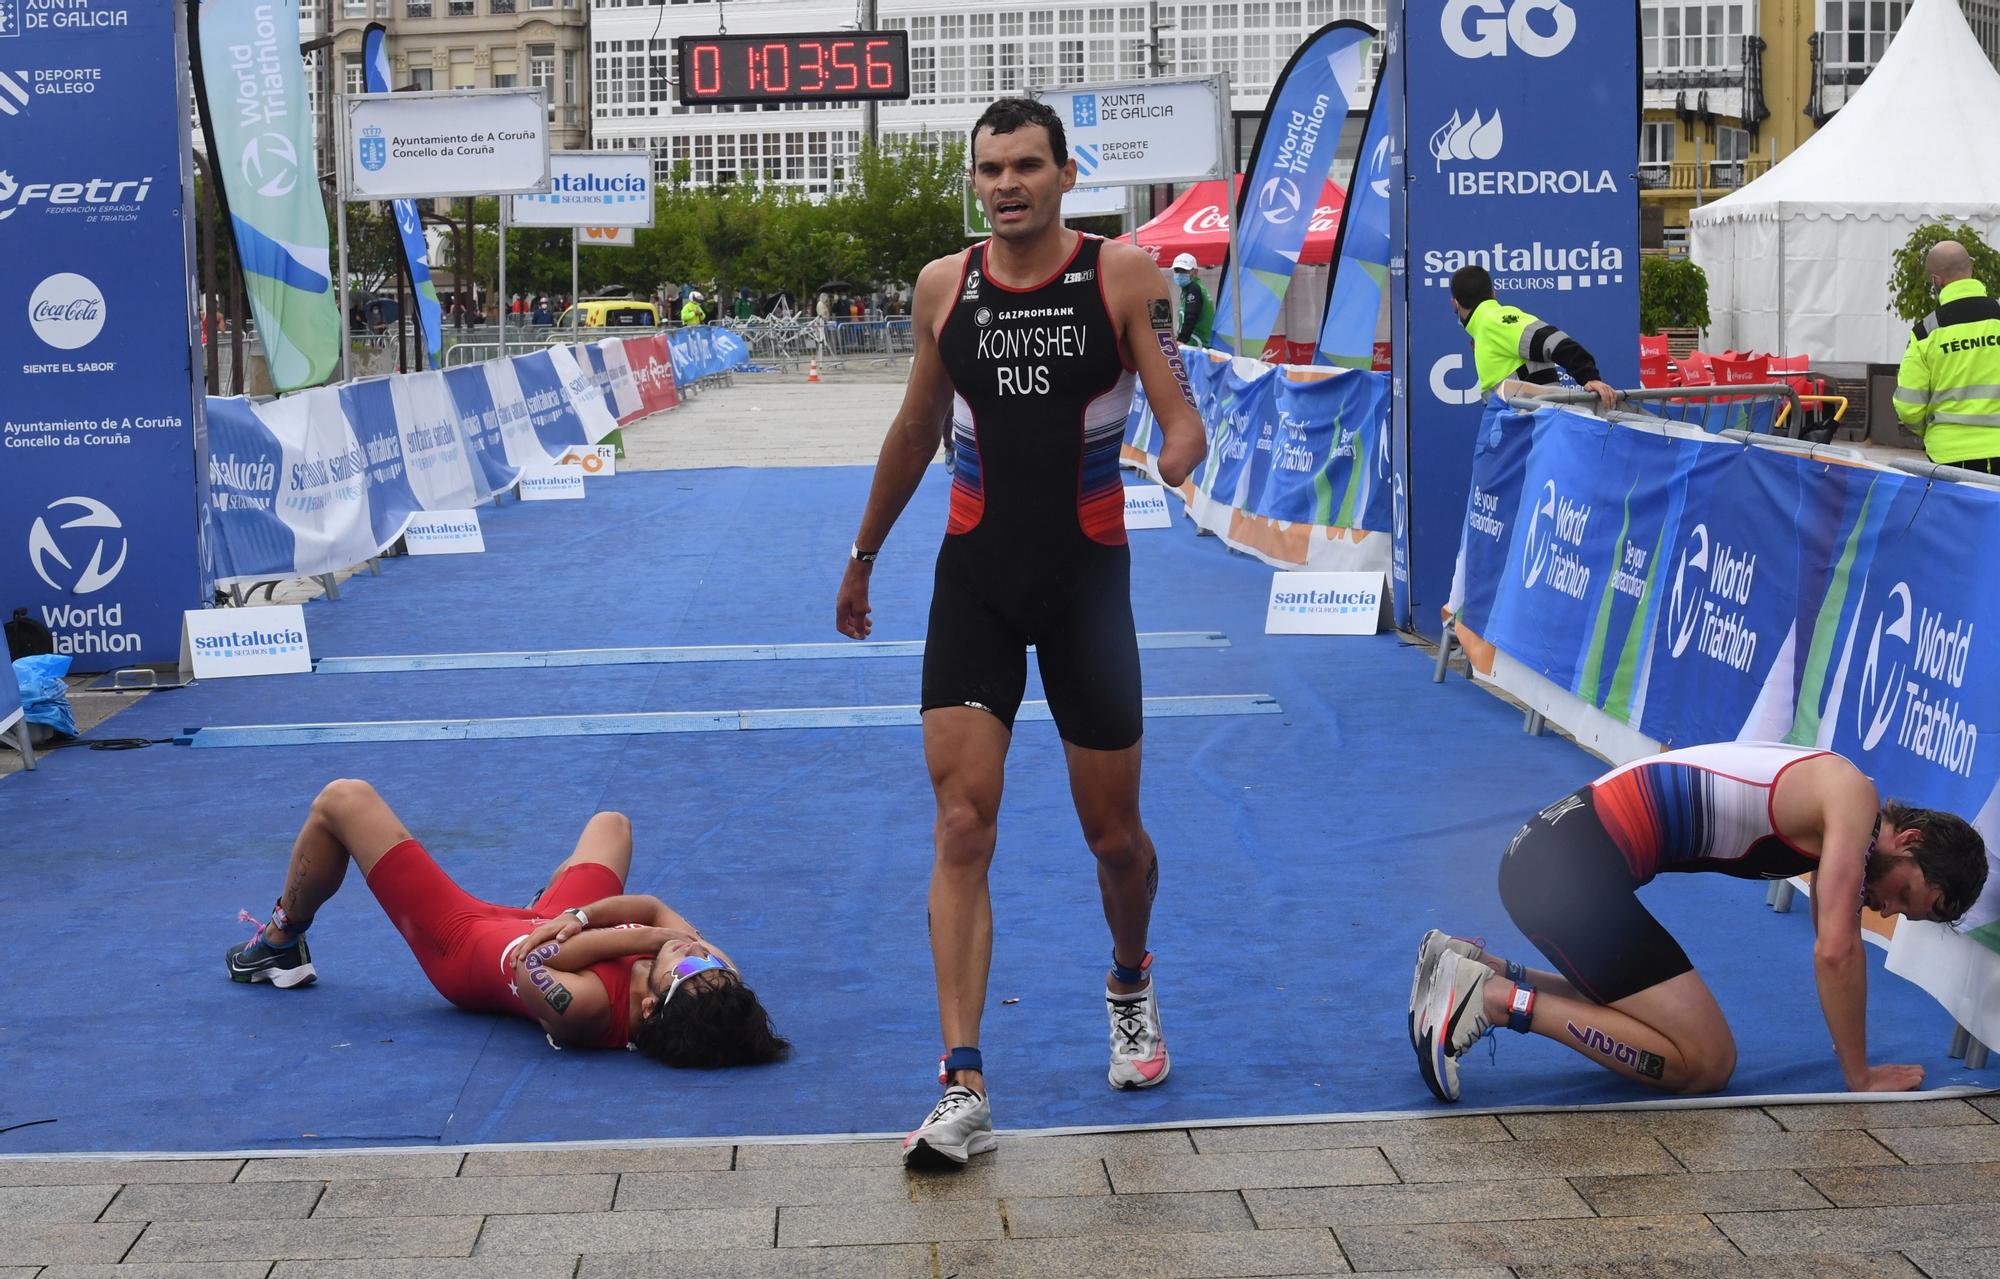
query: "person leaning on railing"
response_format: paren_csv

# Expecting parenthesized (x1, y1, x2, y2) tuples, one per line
(1450, 264, 1617, 412)
(1894, 240, 2000, 473)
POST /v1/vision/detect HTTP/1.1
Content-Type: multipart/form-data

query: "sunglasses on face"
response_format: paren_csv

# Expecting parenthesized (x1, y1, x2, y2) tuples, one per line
(658, 952, 732, 1010)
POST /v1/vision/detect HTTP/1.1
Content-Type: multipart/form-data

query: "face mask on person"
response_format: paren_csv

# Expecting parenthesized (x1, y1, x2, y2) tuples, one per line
(1173, 272, 1190, 287)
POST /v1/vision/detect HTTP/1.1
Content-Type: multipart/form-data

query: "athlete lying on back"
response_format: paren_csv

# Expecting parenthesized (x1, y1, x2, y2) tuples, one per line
(226, 778, 788, 1067)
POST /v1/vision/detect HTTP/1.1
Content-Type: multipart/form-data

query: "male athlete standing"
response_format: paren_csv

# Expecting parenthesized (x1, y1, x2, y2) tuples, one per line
(835, 98, 1207, 1168)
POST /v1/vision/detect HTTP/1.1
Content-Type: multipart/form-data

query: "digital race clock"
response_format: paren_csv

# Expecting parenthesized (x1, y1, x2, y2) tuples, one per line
(674, 32, 911, 106)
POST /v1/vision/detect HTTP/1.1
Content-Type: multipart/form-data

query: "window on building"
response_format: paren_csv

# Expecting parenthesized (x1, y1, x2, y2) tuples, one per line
(409, 65, 434, 91)
(343, 54, 365, 97)
(1639, 121, 1676, 187)
(911, 44, 937, 100)
(1060, 10, 1084, 35)
(491, 0, 514, 13)
(530, 0, 555, 7)
(492, 51, 517, 87)
(1090, 6, 1115, 33)
(1825, 0, 1917, 67)
(405, 0, 431, 16)
(1711, 125, 1750, 187)
(450, 49, 474, 89)
(342, 0, 370, 16)
(941, 44, 966, 101)
(1087, 38, 1117, 80)
(529, 43, 555, 97)
(1029, 11, 1054, 36)
(999, 42, 1023, 92)
(563, 49, 577, 104)
(447, 0, 473, 15)
(1641, 2, 1746, 72)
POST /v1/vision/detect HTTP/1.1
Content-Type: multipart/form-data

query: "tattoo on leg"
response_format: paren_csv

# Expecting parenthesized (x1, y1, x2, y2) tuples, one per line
(1566, 1021, 1666, 1080)
(1153, 330, 1199, 409)
(520, 943, 573, 1015)
(1145, 855, 1159, 904)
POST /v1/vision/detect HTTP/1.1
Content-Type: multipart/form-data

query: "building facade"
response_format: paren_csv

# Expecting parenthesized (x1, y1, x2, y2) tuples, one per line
(589, 0, 1381, 196)
(325, 0, 594, 157)
(1643, 0, 2000, 244)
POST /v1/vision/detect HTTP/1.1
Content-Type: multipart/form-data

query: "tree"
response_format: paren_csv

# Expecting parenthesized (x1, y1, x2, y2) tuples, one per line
(1888, 222, 2000, 322)
(836, 134, 969, 288)
(1638, 255, 1710, 336)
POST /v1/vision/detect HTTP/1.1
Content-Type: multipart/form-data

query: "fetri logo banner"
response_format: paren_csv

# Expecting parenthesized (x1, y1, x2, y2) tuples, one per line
(1123, 484, 1172, 530)
(1265, 570, 1386, 636)
(517, 465, 585, 501)
(402, 509, 485, 556)
(179, 604, 312, 681)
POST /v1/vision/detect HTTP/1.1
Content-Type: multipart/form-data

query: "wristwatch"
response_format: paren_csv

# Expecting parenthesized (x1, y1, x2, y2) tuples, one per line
(850, 543, 879, 564)
(565, 908, 590, 928)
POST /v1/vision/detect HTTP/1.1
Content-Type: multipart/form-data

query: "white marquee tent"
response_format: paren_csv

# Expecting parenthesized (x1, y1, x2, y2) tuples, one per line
(1690, 0, 2000, 365)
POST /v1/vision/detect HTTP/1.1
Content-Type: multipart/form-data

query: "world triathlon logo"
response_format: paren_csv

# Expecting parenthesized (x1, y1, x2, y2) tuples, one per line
(1521, 479, 1557, 588)
(29, 495, 126, 595)
(1666, 523, 1709, 658)
(1857, 581, 1913, 753)
(1257, 175, 1302, 226)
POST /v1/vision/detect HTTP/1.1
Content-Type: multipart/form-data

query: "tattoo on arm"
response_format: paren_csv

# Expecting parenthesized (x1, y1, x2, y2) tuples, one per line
(1153, 330, 1200, 410)
(520, 942, 573, 1015)
(1148, 297, 1174, 331)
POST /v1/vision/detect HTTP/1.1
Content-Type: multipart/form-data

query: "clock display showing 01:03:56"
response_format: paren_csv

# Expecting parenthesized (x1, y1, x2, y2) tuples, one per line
(675, 32, 912, 105)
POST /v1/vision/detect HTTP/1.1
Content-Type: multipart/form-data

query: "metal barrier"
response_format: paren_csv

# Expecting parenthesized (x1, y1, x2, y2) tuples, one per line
(1518, 382, 1805, 436)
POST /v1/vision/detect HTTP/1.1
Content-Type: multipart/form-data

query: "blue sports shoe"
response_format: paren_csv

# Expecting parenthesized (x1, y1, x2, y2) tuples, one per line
(226, 922, 317, 989)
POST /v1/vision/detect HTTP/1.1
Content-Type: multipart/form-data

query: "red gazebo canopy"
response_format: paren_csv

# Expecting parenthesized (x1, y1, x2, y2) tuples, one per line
(1132, 175, 1347, 269)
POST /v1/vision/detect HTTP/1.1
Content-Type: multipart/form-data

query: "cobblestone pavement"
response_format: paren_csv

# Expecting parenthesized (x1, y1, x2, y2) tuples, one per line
(1, 1098, 1996, 1275)
(7, 374, 1990, 1274)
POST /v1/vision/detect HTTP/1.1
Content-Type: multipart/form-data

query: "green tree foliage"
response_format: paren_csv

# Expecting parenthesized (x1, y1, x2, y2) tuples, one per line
(1888, 222, 2000, 322)
(835, 133, 971, 289)
(1638, 255, 1710, 335)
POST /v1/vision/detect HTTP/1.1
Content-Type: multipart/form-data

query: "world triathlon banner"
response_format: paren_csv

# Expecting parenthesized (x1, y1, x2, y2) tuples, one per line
(667, 325, 749, 385)
(192, 0, 340, 391)
(0, 1, 209, 673)
(1211, 21, 1374, 357)
(1315, 29, 1398, 371)
(363, 23, 443, 369)
(1123, 347, 1392, 570)
(203, 332, 709, 584)
(1448, 399, 2000, 1038)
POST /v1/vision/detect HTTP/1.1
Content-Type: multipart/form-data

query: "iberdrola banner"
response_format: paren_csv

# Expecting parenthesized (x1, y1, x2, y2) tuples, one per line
(1213, 21, 1374, 357)
(193, 0, 341, 390)
(364, 23, 444, 368)
(1315, 25, 1398, 370)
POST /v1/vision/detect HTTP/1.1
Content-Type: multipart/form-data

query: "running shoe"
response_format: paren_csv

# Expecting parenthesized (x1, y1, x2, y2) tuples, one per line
(1107, 979, 1171, 1090)
(901, 1085, 996, 1169)
(226, 926, 317, 989)
(1412, 950, 1494, 1103)
(1409, 930, 1485, 1040)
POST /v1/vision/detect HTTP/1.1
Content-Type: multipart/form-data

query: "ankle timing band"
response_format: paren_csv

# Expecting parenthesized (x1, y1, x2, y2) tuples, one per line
(1111, 950, 1151, 985)
(272, 902, 311, 936)
(940, 1046, 983, 1082)
(1507, 984, 1536, 1034)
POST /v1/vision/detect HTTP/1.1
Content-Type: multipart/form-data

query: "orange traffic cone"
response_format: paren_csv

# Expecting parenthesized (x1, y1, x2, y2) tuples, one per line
(808, 356, 821, 383)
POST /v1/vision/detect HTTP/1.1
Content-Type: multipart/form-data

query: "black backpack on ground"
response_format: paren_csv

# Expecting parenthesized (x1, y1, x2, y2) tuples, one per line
(5, 608, 54, 661)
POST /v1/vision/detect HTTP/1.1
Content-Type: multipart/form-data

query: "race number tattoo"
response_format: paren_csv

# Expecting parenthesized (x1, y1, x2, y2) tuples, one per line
(1148, 297, 1174, 331)
(1567, 1021, 1665, 1080)
(1154, 331, 1200, 409)
(521, 942, 573, 1015)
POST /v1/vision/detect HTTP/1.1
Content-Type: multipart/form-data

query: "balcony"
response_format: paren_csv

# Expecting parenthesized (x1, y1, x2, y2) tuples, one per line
(1638, 157, 1772, 197)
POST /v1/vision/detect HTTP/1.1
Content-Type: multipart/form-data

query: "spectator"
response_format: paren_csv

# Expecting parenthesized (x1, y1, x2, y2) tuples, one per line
(531, 296, 553, 327)
(735, 288, 755, 321)
(816, 291, 833, 322)
(1170, 253, 1215, 347)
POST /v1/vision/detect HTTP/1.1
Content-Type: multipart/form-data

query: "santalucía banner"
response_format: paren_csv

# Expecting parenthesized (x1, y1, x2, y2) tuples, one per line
(203, 331, 724, 585)
(193, 0, 341, 391)
(363, 23, 444, 369)
(1449, 399, 2000, 1044)
(1212, 21, 1374, 357)
(1124, 347, 1391, 571)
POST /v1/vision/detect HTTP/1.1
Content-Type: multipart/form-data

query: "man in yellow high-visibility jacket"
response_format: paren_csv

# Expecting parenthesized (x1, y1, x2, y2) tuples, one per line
(1451, 265, 1617, 412)
(1894, 241, 2000, 472)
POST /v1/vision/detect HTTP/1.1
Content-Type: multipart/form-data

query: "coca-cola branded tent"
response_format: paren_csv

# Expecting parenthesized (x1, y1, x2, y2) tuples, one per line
(1133, 175, 1346, 268)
